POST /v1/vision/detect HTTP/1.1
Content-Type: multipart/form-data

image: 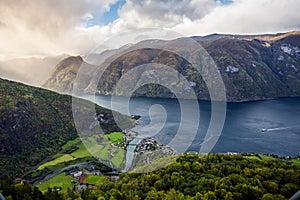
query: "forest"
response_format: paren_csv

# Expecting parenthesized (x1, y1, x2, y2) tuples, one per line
(1, 154, 299, 200)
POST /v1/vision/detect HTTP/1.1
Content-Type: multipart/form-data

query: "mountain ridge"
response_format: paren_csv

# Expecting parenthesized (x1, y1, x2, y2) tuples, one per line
(43, 31, 300, 102)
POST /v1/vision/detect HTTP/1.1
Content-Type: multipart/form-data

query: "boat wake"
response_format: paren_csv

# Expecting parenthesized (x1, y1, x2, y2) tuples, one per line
(265, 125, 299, 132)
(268, 127, 289, 131)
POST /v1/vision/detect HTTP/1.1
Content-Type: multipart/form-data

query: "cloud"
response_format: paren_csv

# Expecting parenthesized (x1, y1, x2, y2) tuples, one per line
(112, 0, 300, 36)
(173, 0, 300, 35)
(116, 0, 219, 28)
(0, 0, 117, 58)
(0, 0, 299, 59)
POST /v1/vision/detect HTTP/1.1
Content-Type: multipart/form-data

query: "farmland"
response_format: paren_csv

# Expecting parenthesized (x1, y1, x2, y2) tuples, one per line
(83, 176, 106, 184)
(37, 173, 72, 193)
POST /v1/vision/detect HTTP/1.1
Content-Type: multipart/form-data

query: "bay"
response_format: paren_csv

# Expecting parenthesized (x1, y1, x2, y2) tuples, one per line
(83, 95, 300, 156)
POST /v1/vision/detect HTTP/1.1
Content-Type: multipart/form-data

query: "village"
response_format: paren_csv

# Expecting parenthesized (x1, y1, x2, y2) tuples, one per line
(47, 161, 120, 192)
(135, 137, 174, 155)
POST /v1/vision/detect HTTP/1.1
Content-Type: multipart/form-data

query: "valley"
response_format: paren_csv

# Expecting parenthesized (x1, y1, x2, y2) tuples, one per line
(0, 31, 300, 199)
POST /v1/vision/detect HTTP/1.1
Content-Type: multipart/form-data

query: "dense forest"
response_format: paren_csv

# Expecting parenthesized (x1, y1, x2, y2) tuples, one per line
(1, 154, 299, 200)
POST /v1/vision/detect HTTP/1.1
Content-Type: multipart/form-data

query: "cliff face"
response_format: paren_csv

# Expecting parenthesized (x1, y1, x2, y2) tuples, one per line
(43, 56, 85, 93)
(44, 32, 300, 102)
(202, 35, 300, 101)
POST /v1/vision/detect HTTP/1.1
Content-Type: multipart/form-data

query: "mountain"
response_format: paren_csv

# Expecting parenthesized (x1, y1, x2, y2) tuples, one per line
(44, 31, 300, 102)
(0, 78, 133, 180)
(0, 54, 68, 86)
(43, 56, 97, 93)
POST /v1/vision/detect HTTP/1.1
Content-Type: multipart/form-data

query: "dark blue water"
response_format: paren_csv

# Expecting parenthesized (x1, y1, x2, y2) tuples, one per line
(84, 95, 300, 156)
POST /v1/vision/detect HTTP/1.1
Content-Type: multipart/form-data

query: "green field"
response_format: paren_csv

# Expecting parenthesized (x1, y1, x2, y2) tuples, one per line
(291, 159, 300, 166)
(244, 155, 261, 160)
(106, 132, 124, 145)
(37, 142, 93, 171)
(38, 154, 75, 170)
(51, 153, 65, 160)
(111, 149, 125, 168)
(259, 154, 277, 161)
(62, 137, 81, 149)
(84, 176, 106, 184)
(70, 143, 92, 158)
(83, 134, 125, 167)
(34, 133, 126, 191)
(244, 154, 277, 161)
(37, 173, 73, 193)
(243, 154, 300, 166)
(37, 133, 126, 172)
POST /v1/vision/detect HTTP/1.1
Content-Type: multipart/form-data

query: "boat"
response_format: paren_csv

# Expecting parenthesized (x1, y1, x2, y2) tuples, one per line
(261, 128, 268, 132)
(131, 115, 141, 120)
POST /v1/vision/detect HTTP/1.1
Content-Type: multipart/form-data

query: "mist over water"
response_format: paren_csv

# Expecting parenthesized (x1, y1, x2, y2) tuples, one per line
(84, 95, 300, 156)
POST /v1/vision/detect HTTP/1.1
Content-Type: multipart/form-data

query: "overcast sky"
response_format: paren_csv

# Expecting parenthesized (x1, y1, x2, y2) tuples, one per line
(0, 0, 299, 59)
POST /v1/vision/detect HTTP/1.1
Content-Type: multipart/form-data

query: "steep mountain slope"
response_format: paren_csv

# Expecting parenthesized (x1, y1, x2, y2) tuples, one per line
(43, 56, 97, 93)
(44, 31, 300, 102)
(0, 78, 132, 180)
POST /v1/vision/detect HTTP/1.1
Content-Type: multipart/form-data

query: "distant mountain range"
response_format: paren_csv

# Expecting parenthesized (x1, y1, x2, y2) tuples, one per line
(43, 31, 300, 102)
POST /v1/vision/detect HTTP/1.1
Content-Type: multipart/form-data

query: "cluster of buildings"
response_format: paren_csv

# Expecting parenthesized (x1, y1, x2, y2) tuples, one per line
(64, 166, 102, 191)
(123, 129, 137, 146)
(135, 138, 175, 156)
(135, 138, 161, 153)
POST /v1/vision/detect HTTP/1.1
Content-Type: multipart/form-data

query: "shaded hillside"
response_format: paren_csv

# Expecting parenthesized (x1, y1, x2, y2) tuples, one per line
(44, 31, 300, 102)
(43, 56, 97, 93)
(0, 78, 133, 180)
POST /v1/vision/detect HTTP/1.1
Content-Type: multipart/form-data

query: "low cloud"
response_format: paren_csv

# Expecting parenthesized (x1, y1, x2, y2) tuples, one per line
(174, 0, 300, 35)
(0, 0, 299, 59)
(0, 0, 116, 58)
(113, 0, 300, 36)
(116, 0, 219, 28)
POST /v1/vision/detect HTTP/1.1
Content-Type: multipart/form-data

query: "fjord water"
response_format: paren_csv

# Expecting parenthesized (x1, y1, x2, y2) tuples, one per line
(85, 95, 300, 156)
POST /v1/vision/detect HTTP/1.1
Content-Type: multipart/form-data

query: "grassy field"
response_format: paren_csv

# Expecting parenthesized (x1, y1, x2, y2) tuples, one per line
(83, 134, 125, 167)
(73, 134, 126, 168)
(37, 133, 126, 172)
(244, 154, 300, 166)
(244, 155, 261, 160)
(62, 137, 81, 150)
(34, 133, 126, 191)
(111, 149, 125, 168)
(37, 142, 93, 171)
(84, 176, 106, 184)
(291, 159, 300, 166)
(38, 154, 75, 170)
(106, 132, 124, 145)
(259, 154, 277, 161)
(244, 154, 277, 161)
(36, 132, 126, 171)
(51, 153, 65, 160)
(70, 143, 92, 158)
(37, 173, 73, 193)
